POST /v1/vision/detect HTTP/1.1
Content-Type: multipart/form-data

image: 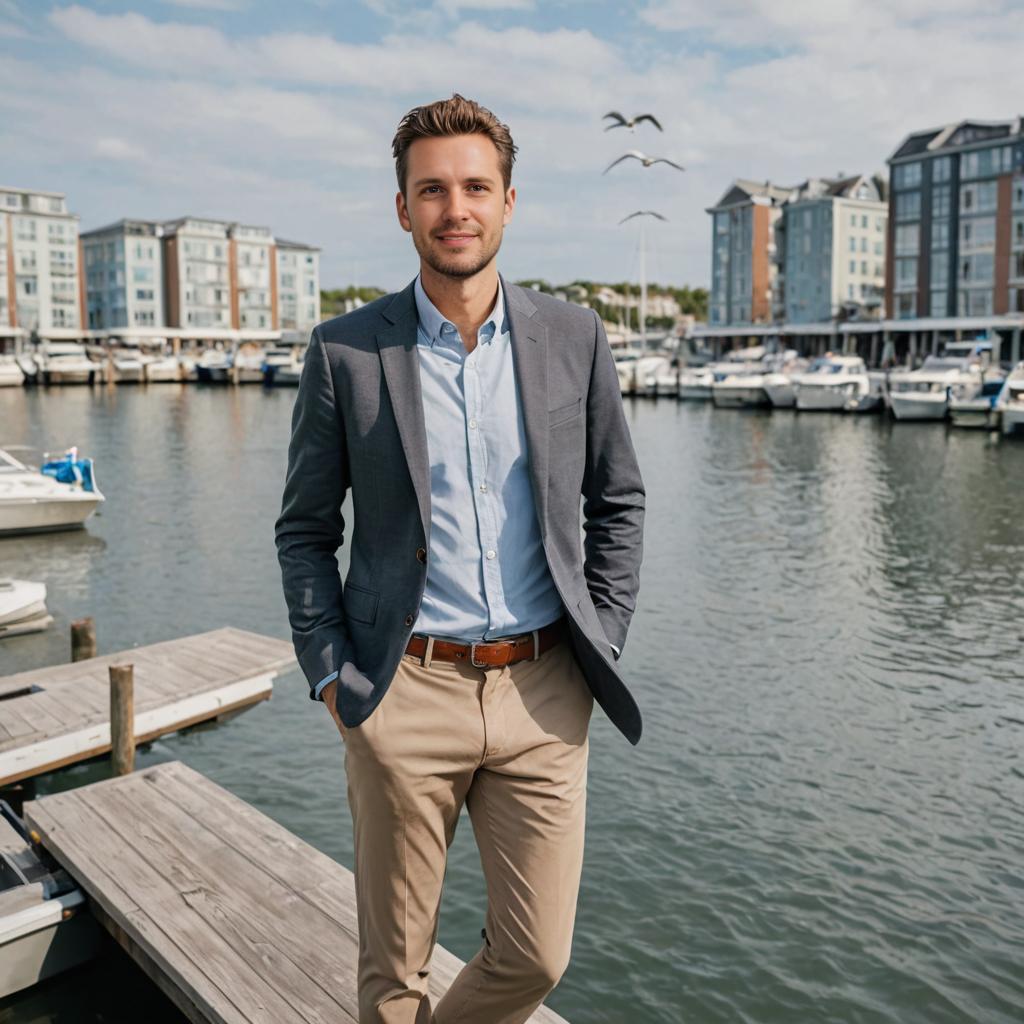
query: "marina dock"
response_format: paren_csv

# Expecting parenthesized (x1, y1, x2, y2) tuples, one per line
(23, 761, 569, 1023)
(0, 628, 293, 786)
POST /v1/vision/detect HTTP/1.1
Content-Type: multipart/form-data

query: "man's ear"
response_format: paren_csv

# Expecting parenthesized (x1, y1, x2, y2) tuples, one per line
(396, 191, 412, 233)
(503, 186, 516, 227)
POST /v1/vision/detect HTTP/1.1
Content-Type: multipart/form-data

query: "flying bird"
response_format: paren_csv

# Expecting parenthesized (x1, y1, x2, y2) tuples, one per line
(603, 151, 685, 174)
(603, 111, 663, 132)
(619, 211, 668, 224)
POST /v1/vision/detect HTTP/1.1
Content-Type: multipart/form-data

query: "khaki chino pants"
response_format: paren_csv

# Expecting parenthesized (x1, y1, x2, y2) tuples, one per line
(339, 637, 593, 1024)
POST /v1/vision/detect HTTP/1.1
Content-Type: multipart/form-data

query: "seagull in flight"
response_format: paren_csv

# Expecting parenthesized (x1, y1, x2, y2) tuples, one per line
(619, 211, 668, 224)
(604, 111, 663, 132)
(604, 151, 685, 174)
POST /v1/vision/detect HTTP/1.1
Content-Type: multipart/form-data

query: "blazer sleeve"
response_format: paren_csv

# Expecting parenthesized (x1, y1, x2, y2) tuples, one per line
(274, 327, 353, 698)
(581, 310, 646, 653)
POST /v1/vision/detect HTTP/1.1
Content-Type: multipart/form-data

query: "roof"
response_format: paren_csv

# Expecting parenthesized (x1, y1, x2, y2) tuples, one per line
(81, 218, 165, 239)
(707, 178, 795, 211)
(890, 117, 1024, 163)
(275, 238, 321, 251)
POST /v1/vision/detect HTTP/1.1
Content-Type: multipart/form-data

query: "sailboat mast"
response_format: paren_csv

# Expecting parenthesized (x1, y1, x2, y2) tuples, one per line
(639, 219, 647, 352)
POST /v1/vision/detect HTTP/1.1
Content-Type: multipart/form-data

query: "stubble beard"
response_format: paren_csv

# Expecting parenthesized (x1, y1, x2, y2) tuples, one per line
(417, 229, 503, 280)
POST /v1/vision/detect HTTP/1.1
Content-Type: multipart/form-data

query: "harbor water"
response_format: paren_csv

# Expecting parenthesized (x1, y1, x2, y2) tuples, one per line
(1, 385, 1023, 1023)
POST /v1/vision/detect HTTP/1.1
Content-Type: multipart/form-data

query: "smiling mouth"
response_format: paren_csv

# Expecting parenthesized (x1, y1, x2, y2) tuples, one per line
(436, 233, 477, 246)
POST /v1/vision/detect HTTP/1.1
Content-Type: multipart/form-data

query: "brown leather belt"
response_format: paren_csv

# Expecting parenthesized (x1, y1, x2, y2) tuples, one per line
(405, 617, 567, 669)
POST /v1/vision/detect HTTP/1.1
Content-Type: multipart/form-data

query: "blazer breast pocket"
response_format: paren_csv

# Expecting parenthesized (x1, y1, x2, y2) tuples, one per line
(343, 582, 379, 625)
(549, 396, 582, 427)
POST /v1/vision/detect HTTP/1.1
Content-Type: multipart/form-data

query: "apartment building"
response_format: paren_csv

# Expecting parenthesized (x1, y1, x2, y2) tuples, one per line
(82, 219, 165, 330)
(0, 186, 83, 335)
(779, 175, 888, 324)
(707, 179, 793, 326)
(887, 118, 1024, 320)
(276, 239, 321, 340)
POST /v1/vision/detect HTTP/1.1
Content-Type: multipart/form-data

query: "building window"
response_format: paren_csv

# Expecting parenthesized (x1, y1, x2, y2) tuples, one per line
(849, 236, 856, 253)
(932, 185, 951, 218)
(849, 259, 856, 274)
(896, 293, 915, 318)
(931, 221, 949, 249)
(1012, 251, 1024, 280)
(893, 162, 922, 190)
(961, 146, 1012, 180)
(894, 257, 917, 290)
(960, 181, 997, 214)
(932, 156, 952, 183)
(958, 289, 993, 316)
(959, 252, 994, 284)
(895, 223, 919, 255)
(895, 191, 921, 221)
(959, 217, 996, 250)
(861, 214, 868, 228)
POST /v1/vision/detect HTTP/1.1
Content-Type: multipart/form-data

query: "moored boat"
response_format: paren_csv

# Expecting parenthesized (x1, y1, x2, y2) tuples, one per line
(0, 448, 105, 536)
(996, 362, 1024, 436)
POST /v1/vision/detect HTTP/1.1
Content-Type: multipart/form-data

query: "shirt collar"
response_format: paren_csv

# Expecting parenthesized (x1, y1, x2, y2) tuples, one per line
(414, 274, 507, 349)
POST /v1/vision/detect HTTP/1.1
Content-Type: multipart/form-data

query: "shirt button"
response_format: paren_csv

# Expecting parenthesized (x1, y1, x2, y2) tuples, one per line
(416, 547, 427, 564)
(479, 483, 488, 493)
(469, 418, 477, 429)
(404, 614, 414, 626)
(485, 549, 496, 560)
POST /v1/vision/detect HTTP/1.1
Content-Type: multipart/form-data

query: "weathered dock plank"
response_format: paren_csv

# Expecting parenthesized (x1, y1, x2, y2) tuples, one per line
(0, 628, 294, 785)
(25, 762, 570, 1024)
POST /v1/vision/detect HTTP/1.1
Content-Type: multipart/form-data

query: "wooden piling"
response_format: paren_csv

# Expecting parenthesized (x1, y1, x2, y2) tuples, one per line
(70, 618, 96, 662)
(109, 664, 134, 776)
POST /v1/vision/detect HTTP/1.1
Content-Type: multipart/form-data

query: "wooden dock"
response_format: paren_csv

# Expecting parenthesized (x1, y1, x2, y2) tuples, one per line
(0, 628, 294, 786)
(24, 761, 569, 1023)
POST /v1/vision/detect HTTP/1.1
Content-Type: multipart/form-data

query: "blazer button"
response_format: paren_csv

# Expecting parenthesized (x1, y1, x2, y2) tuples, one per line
(416, 547, 427, 564)
(404, 614, 414, 626)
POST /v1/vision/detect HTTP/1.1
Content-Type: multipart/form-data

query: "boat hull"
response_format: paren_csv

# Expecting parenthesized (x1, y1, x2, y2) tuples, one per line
(0, 497, 102, 535)
(764, 382, 796, 408)
(1000, 404, 1024, 436)
(949, 400, 998, 429)
(796, 386, 848, 412)
(889, 394, 949, 421)
(712, 386, 769, 409)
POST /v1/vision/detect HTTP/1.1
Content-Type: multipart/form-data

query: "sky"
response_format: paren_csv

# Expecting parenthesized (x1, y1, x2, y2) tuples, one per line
(2, 0, 1023, 291)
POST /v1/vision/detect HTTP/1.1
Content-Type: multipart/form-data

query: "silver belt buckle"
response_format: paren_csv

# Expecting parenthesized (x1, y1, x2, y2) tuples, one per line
(469, 640, 488, 668)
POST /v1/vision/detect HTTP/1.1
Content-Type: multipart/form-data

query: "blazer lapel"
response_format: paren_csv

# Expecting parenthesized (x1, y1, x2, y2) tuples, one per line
(504, 278, 550, 536)
(376, 281, 431, 543)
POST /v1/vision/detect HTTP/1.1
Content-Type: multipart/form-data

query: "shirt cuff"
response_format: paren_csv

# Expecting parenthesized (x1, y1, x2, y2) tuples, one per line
(312, 670, 339, 701)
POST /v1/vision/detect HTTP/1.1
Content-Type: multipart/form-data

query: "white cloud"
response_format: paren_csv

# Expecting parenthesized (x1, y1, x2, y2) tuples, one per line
(19, 2, 1024, 289)
(162, 0, 248, 11)
(94, 136, 147, 162)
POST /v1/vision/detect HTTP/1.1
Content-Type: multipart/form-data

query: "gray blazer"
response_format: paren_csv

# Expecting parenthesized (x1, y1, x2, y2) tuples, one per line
(275, 277, 646, 744)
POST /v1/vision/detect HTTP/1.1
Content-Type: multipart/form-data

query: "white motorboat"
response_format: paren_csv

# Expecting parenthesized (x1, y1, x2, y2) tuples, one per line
(15, 356, 38, 385)
(0, 357, 25, 388)
(195, 348, 232, 383)
(233, 345, 267, 384)
(0, 579, 53, 638)
(763, 372, 797, 408)
(144, 355, 182, 383)
(795, 356, 874, 412)
(35, 343, 98, 385)
(712, 373, 770, 408)
(677, 368, 714, 401)
(0, 448, 104, 535)
(0, 805, 102, 998)
(262, 347, 305, 387)
(887, 355, 983, 421)
(949, 376, 1004, 429)
(111, 349, 146, 383)
(996, 362, 1024, 436)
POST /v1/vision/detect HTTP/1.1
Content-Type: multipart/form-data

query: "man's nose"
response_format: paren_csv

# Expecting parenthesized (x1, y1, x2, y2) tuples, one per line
(443, 191, 470, 221)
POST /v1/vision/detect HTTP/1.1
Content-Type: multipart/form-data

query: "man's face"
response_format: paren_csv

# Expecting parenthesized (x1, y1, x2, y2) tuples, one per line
(396, 133, 515, 280)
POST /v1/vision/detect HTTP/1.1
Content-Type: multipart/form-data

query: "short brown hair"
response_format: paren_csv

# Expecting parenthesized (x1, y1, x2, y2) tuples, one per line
(392, 93, 517, 195)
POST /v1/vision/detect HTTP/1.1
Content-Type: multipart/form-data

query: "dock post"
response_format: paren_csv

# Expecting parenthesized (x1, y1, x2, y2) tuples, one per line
(71, 617, 96, 662)
(109, 664, 135, 776)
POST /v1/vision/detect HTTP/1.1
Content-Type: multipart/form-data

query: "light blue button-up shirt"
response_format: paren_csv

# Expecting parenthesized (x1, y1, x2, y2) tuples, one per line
(314, 276, 564, 699)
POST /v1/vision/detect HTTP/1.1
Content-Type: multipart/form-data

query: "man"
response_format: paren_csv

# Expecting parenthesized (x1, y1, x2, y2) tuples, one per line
(275, 94, 644, 1024)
